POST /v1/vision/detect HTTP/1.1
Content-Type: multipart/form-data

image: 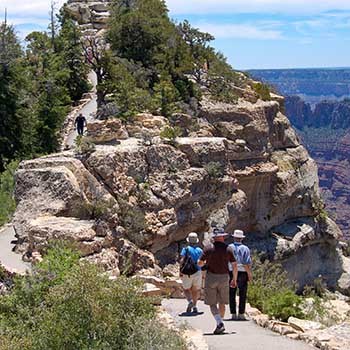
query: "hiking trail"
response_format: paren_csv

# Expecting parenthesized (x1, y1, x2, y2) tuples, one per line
(163, 299, 316, 350)
(65, 71, 98, 149)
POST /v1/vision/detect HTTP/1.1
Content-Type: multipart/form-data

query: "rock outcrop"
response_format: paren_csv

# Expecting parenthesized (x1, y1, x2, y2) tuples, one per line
(66, 0, 112, 34)
(12, 90, 349, 292)
(282, 96, 350, 239)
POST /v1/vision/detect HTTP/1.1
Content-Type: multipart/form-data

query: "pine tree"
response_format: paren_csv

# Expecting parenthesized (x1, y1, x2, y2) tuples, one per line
(0, 24, 29, 171)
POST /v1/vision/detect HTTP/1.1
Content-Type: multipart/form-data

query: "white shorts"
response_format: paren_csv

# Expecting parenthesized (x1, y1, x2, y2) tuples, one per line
(182, 270, 202, 290)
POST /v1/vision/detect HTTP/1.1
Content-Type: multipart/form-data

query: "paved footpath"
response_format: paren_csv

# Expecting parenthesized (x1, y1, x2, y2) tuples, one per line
(163, 299, 315, 350)
(66, 71, 98, 148)
(0, 225, 30, 273)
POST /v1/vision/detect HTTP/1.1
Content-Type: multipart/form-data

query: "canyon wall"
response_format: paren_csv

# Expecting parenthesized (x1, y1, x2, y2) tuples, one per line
(285, 96, 350, 239)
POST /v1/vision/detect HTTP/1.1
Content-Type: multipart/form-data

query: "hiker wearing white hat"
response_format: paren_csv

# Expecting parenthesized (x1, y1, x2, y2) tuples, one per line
(228, 229, 252, 321)
(180, 232, 203, 314)
(198, 227, 238, 335)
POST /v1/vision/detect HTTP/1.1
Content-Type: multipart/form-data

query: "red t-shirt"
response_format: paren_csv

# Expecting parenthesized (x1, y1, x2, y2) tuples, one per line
(201, 241, 235, 274)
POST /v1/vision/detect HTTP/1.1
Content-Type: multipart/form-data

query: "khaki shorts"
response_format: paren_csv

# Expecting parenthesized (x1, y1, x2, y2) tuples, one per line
(204, 272, 229, 305)
(182, 270, 202, 290)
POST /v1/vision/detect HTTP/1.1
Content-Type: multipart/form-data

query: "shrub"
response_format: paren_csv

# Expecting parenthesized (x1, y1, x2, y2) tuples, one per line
(160, 126, 182, 145)
(0, 244, 185, 350)
(77, 198, 117, 220)
(311, 196, 328, 223)
(127, 318, 186, 350)
(74, 135, 96, 155)
(204, 162, 224, 179)
(253, 82, 271, 101)
(117, 198, 147, 247)
(265, 289, 304, 322)
(0, 160, 18, 226)
(248, 254, 304, 321)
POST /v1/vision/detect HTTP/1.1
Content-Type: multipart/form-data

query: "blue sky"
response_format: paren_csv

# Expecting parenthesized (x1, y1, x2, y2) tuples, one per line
(3, 0, 350, 69)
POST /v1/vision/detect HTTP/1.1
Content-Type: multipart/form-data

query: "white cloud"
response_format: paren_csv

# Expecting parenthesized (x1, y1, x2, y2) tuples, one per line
(193, 22, 283, 40)
(2, 0, 66, 24)
(166, 0, 350, 15)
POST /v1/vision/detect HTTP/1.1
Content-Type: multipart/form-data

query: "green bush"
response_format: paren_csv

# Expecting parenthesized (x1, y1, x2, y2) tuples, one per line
(248, 254, 304, 321)
(160, 126, 183, 145)
(204, 162, 224, 179)
(0, 244, 185, 350)
(253, 82, 271, 101)
(0, 160, 18, 226)
(265, 289, 304, 322)
(0, 265, 6, 281)
(127, 318, 187, 350)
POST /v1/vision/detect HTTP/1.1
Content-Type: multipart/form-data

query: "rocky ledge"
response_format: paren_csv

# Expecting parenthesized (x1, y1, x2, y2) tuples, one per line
(11, 93, 350, 294)
(66, 0, 112, 34)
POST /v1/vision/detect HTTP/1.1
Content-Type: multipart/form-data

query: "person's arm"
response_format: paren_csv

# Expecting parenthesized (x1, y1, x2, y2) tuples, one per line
(179, 247, 186, 276)
(230, 261, 238, 288)
(197, 249, 207, 268)
(243, 247, 253, 282)
(244, 264, 252, 282)
(228, 246, 238, 288)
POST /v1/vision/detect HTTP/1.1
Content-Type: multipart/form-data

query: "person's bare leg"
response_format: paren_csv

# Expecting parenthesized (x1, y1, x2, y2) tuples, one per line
(184, 289, 192, 303)
(191, 286, 199, 306)
(219, 303, 226, 318)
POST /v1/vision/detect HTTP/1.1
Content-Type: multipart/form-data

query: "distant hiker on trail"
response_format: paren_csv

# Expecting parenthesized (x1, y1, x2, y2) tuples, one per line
(198, 228, 238, 335)
(75, 113, 87, 136)
(228, 230, 252, 321)
(180, 232, 203, 314)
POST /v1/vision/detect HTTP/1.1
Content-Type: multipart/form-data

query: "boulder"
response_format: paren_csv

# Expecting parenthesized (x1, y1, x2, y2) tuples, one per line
(338, 255, 350, 296)
(87, 118, 129, 143)
(26, 216, 112, 257)
(288, 317, 323, 332)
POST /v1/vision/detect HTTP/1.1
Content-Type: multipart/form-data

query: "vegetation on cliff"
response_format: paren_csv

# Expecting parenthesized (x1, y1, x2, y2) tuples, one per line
(88, 0, 247, 117)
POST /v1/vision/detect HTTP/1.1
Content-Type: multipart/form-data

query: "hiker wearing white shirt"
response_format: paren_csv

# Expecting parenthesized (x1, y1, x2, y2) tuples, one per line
(228, 229, 252, 320)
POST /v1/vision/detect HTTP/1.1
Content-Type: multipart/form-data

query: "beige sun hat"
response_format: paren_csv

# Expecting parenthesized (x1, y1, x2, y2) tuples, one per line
(187, 232, 199, 244)
(233, 229, 245, 239)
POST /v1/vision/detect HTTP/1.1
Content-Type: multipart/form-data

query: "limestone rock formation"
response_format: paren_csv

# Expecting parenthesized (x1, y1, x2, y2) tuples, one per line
(12, 90, 350, 291)
(66, 0, 112, 34)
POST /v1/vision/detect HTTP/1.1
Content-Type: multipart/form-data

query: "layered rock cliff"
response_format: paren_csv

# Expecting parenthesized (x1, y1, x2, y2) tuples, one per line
(285, 96, 350, 240)
(11, 90, 349, 293)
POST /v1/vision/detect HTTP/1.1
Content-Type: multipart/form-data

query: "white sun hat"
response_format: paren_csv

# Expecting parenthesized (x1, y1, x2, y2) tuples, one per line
(233, 229, 246, 239)
(186, 232, 199, 244)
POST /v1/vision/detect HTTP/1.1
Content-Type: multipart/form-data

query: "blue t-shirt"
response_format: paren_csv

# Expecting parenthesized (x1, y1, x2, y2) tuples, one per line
(228, 243, 252, 272)
(181, 246, 203, 270)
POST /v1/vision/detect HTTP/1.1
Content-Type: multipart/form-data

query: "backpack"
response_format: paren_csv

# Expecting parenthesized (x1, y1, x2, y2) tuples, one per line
(180, 247, 198, 276)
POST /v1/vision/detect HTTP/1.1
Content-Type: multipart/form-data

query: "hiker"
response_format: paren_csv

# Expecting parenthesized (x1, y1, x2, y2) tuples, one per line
(228, 230, 252, 320)
(75, 113, 87, 136)
(198, 228, 238, 334)
(180, 232, 203, 314)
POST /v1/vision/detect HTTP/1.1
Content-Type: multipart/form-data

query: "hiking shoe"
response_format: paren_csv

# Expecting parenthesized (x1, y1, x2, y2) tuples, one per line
(238, 313, 248, 321)
(231, 313, 237, 320)
(213, 323, 225, 335)
(186, 301, 194, 313)
(192, 306, 198, 314)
